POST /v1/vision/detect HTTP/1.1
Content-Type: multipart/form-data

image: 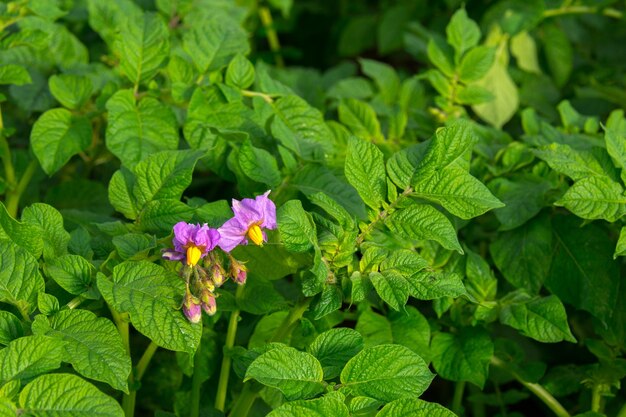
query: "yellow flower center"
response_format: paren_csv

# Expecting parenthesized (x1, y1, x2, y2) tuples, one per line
(247, 224, 264, 246)
(186, 246, 203, 266)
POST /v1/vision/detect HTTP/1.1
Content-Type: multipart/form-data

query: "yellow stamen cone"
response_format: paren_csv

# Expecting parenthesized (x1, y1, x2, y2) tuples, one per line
(186, 246, 203, 266)
(247, 224, 264, 246)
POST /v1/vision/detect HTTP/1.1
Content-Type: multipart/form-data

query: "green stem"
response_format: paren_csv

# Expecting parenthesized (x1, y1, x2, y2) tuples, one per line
(452, 381, 465, 416)
(190, 340, 202, 417)
(115, 317, 135, 417)
(543, 5, 623, 19)
(241, 90, 275, 104)
(258, 6, 284, 67)
(490, 357, 570, 417)
(229, 297, 311, 417)
(355, 187, 413, 246)
(215, 285, 245, 412)
(617, 402, 626, 417)
(65, 296, 84, 310)
(6, 159, 38, 217)
(590, 384, 605, 413)
(469, 384, 486, 417)
(136, 341, 158, 381)
(270, 297, 311, 343)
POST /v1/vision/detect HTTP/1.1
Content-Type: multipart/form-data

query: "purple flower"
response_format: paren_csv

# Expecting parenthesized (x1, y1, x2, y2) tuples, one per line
(218, 191, 277, 252)
(229, 257, 247, 285)
(163, 222, 220, 266)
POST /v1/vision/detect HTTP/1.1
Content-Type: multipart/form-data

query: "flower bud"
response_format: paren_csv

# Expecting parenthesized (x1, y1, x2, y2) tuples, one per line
(200, 289, 217, 316)
(229, 258, 247, 285)
(183, 293, 202, 323)
(211, 263, 226, 287)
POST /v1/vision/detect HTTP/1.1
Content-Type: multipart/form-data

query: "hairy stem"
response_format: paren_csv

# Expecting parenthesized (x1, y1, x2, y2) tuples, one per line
(355, 187, 413, 246)
(452, 381, 465, 416)
(258, 6, 284, 67)
(65, 296, 84, 310)
(490, 357, 570, 417)
(6, 159, 38, 217)
(241, 90, 275, 104)
(136, 341, 158, 381)
(190, 340, 203, 417)
(112, 311, 135, 417)
(543, 5, 623, 19)
(215, 285, 245, 412)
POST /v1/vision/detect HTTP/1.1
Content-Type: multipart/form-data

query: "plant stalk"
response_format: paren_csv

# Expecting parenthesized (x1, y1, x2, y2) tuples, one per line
(355, 187, 413, 246)
(452, 381, 465, 416)
(258, 6, 284, 67)
(543, 5, 623, 19)
(190, 340, 202, 417)
(215, 285, 245, 413)
(490, 357, 570, 417)
(6, 159, 38, 217)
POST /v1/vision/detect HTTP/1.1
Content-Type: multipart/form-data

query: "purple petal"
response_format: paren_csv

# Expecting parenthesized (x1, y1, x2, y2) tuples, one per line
(193, 224, 220, 252)
(232, 197, 262, 226)
(257, 190, 277, 229)
(217, 217, 247, 252)
(162, 249, 185, 261)
(173, 221, 194, 251)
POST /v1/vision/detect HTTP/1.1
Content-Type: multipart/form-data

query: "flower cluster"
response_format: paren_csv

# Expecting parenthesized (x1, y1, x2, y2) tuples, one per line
(162, 191, 277, 323)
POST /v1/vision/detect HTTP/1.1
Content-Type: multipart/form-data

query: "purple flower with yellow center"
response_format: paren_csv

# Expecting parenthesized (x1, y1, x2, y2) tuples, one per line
(162, 222, 220, 266)
(218, 191, 277, 253)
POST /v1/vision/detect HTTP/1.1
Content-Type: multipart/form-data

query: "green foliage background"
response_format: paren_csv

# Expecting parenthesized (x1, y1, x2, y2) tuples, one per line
(0, 0, 625, 417)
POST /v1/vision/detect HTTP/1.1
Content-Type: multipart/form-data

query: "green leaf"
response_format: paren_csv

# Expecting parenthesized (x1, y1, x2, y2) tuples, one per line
(21, 203, 70, 261)
(533, 143, 610, 180)
(31, 309, 131, 392)
(105, 89, 178, 169)
(46, 254, 97, 298)
(555, 176, 626, 222)
(37, 293, 60, 316)
(446, 8, 481, 56)
(359, 59, 400, 104)
(431, 327, 493, 388)
(615, 227, 626, 259)
(510, 31, 541, 74)
(356, 309, 392, 348)
(0, 335, 65, 383)
(48, 74, 93, 109)
(245, 345, 325, 401)
(19, 373, 124, 417)
(465, 249, 497, 302)
(327, 77, 374, 101)
(370, 271, 410, 312)
(307, 328, 364, 379)
(108, 168, 138, 219)
(458, 46, 495, 83)
(455, 85, 494, 105)
(414, 120, 477, 173)
(341, 344, 434, 402)
(112, 233, 156, 260)
(97, 261, 202, 353)
(307, 192, 355, 230)
(268, 396, 350, 417)
(0, 65, 32, 85)
(183, 18, 249, 73)
(427, 37, 455, 77)
(546, 216, 619, 322)
(408, 271, 466, 300)
(338, 99, 382, 141)
(387, 203, 462, 253)
(605, 124, 626, 175)
(30, 108, 92, 176)
(132, 150, 203, 208)
(117, 12, 169, 85)
(137, 199, 195, 233)
(237, 278, 286, 315)
(0, 241, 44, 313)
(226, 53, 255, 89)
(386, 143, 429, 190)
(0, 311, 23, 346)
(291, 164, 367, 219)
(0, 203, 43, 257)
(488, 176, 553, 230)
(472, 57, 518, 129)
(345, 136, 387, 210)
(377, 398, 457, 417)
(500, 294, 576, 343)
(389, 307, 431, 361)
(277, 200, 317, 253)
(490, 214, 552, 293)
(542, 24, 572, 88)
(270, 95, 334, 161)
(238, 140, 281, 187)
(412, 167, 504, 219)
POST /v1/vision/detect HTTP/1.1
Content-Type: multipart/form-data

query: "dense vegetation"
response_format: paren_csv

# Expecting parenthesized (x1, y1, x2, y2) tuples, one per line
(0, 0, 625, 416)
